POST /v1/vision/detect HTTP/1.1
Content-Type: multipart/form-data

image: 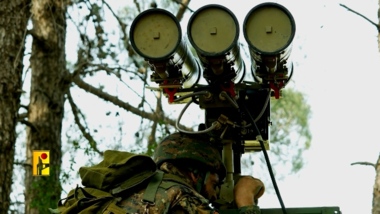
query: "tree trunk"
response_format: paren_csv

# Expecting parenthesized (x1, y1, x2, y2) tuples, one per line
(0, 0, 30, 212)
(378, 0, 380, 52)
(24, 0, 68, 213)
(375, 2, 380, 213)
(373, 154, 380, 214)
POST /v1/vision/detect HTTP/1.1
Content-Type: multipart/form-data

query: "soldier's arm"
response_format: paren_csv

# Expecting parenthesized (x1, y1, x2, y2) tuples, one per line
(233, 176, 264, 214)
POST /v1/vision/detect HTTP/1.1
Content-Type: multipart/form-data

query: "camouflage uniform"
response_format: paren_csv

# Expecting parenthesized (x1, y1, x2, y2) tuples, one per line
(116, 162, 217, 213)
(116, 133, 261, 214)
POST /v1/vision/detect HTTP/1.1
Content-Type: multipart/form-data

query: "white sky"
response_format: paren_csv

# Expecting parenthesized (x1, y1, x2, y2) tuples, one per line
(60, 0, 380, 213)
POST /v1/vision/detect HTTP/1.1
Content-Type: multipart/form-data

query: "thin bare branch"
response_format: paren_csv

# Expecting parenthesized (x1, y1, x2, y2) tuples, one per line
(19, 105, 28, 110)
(18, 119, 37, 132)
(174, 0, 191, 21)
(73, 63, 158, 116)
(85, 63, 147, 97)
(351, 161, 376, 169)
(67, 90, 104, 156)
(147, 92, 162, 156)
(73, 76, 192, 131)
(172, 0, 194, 14)
(133, 0, 142, 13)
(18, 112, 27, 120)
(340, 3, 380, 32)
(101, 0, 132, 52)
(14, 162, 32, 168)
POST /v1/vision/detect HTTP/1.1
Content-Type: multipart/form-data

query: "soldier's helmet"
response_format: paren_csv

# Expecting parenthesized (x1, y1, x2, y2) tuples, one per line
(153, 132, 226, 181)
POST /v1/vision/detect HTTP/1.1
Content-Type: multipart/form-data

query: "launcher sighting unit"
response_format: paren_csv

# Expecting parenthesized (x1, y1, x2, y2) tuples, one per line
(129, 3, 341, 214)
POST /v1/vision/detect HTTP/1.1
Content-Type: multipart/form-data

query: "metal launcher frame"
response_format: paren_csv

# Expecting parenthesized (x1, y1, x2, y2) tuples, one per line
(129, 3, 341, 214)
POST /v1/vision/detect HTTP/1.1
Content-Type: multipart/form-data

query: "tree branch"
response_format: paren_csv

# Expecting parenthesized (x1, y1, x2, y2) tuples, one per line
(174, 0, 192, 21)
(20, 104, 28, 110)
(339, 3, 380, 32)
(72, 76, 192, 131)
(351, 161, 376, 169)
(18, 112, 28, 120)
(147, 92, 162, 156)
(14, 161, 32, 168)
(18, 119, 38, 132)
(133, 0, 142, 13)
(67, 90, 104, 156)
(101, 0, 133, 54)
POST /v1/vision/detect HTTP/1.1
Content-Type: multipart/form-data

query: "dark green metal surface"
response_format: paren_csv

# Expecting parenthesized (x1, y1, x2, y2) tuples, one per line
(260, 207, 341, 214)
(220, 207, 341, 214)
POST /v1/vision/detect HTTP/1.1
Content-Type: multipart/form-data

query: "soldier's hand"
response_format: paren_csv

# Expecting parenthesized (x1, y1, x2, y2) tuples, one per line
(233, 176, 265, 208)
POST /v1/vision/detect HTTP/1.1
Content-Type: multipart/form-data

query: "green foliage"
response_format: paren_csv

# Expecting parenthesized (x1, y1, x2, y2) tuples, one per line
(60, 155, 77, 187)
(269, 88, 312, 173)
(240, 87, 311, 188)
(146, 142, 156, 157)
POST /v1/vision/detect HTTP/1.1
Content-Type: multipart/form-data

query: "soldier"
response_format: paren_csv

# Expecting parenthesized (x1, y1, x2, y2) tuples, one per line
(116, 132, 265, 213)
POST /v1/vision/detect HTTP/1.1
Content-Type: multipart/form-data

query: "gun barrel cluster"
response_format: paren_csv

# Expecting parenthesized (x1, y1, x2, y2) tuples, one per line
(129, 2, 296, 100)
